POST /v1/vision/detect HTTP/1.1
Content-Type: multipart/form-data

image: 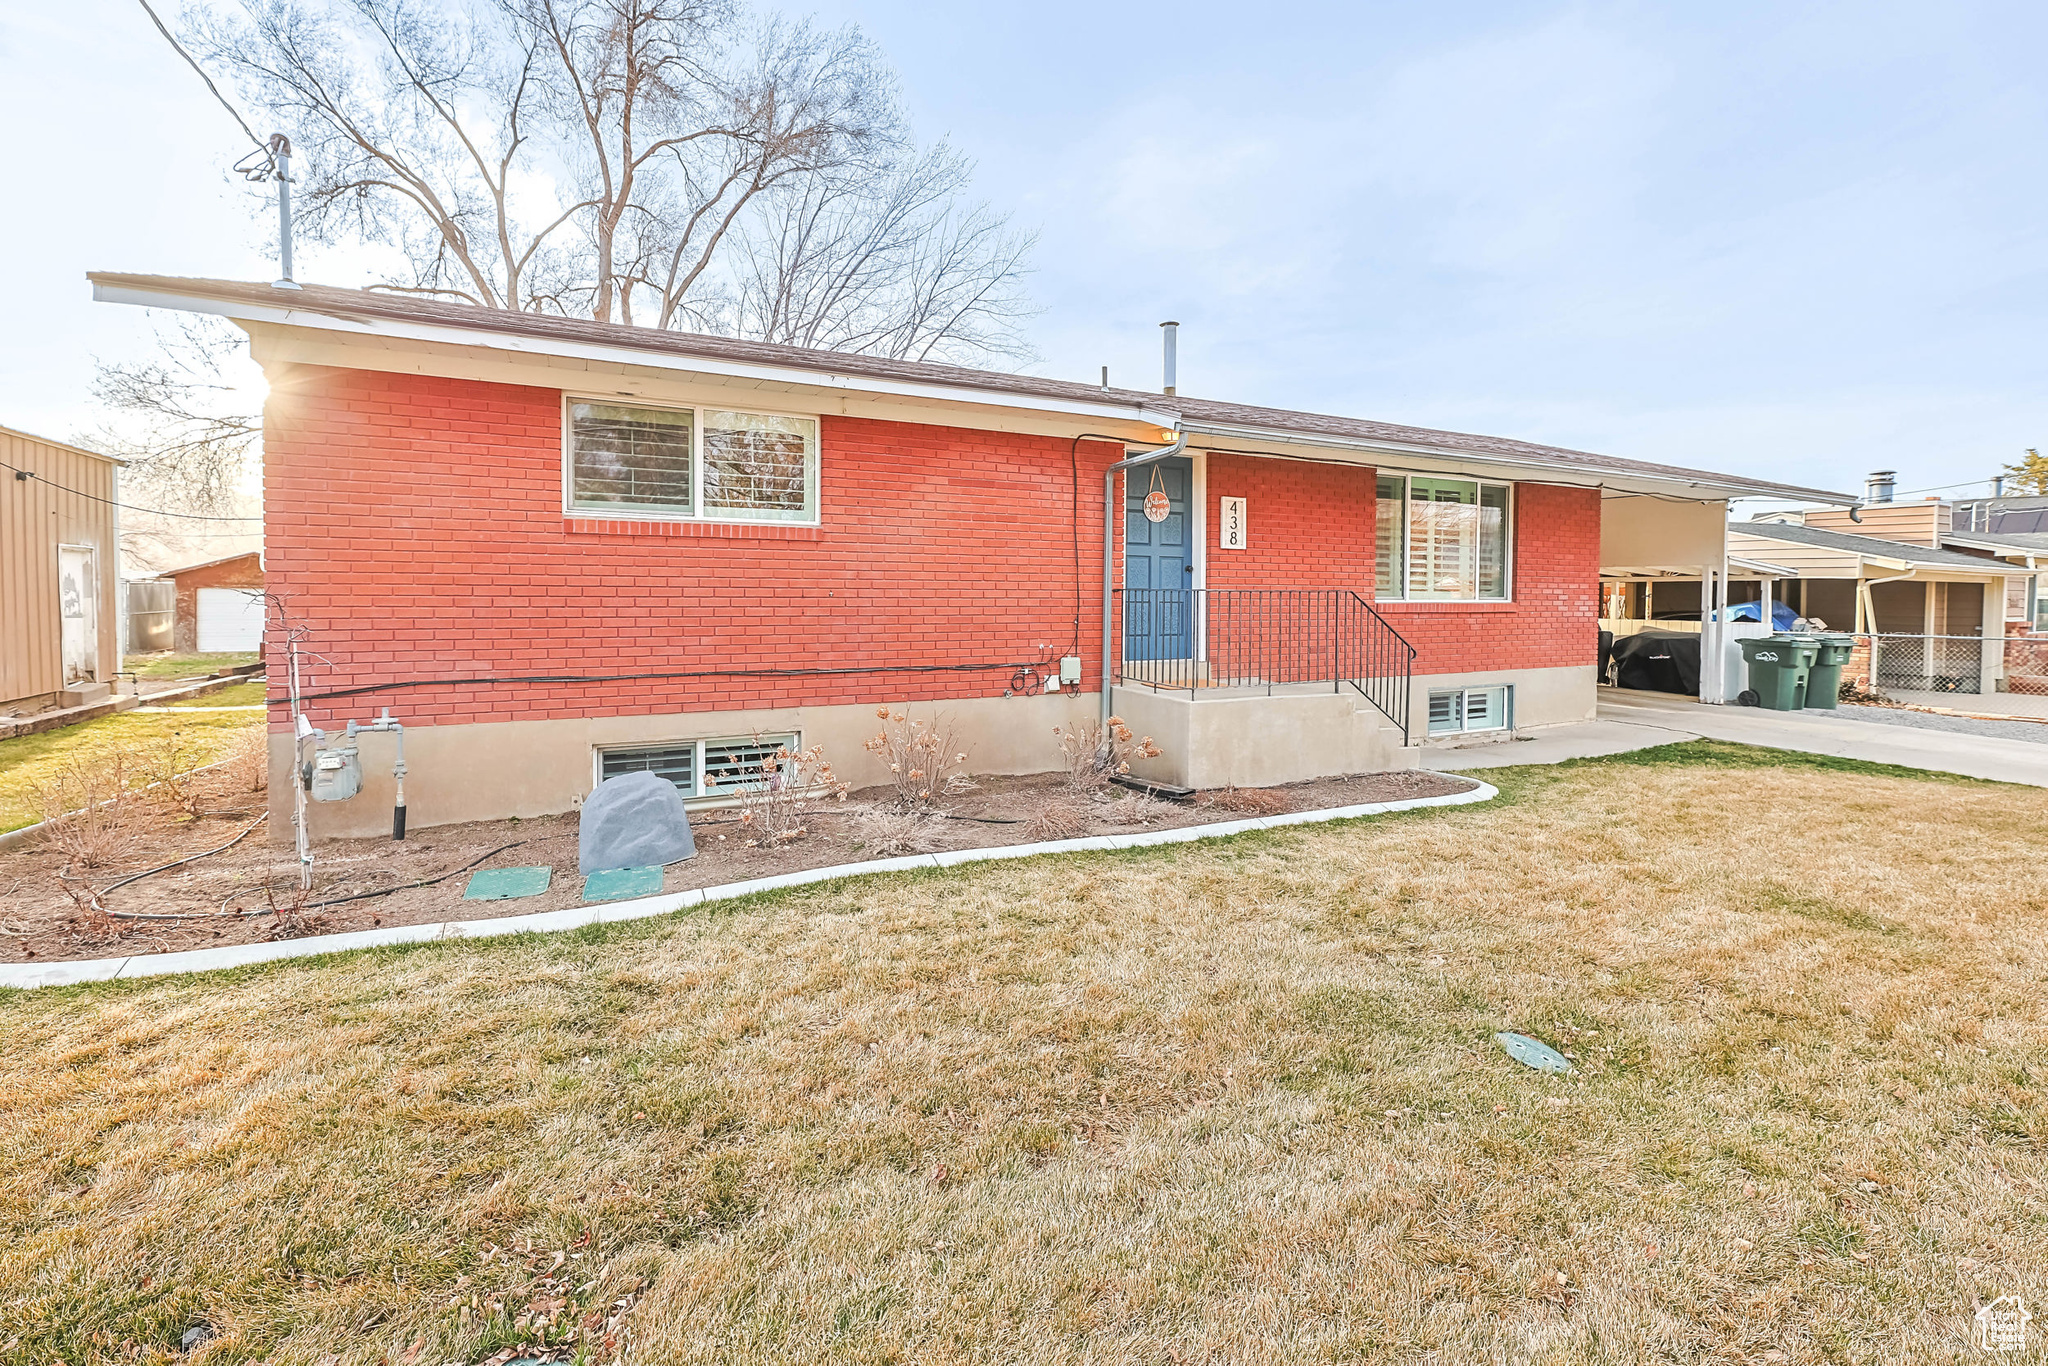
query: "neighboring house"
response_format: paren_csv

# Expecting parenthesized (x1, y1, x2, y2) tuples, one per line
(1929, 531, 2048, 630)
(1, 424, 123, 713)
(1744, 481, 2046, 631)
(1727, 519, 2033, 700)
(1951, 491, 2048, 535)
(159, 551, 266, 654)
(90, 273, 1851, 838)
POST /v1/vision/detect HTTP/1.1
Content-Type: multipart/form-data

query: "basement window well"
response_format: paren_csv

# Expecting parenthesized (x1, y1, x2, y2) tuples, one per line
(597, 734, 799, 799)
(566, 398, 819, 524)
(1426, 685, 1511, 736)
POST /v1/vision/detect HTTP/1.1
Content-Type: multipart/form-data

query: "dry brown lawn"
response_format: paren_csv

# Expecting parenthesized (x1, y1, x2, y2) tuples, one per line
(2, 741, 2044, 1365)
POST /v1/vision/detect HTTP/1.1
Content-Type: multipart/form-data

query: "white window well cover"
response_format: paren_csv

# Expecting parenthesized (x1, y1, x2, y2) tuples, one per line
(599, 742, 696, 793)
(1427, 685, 1511, 735)
(599, 735, 798, 799)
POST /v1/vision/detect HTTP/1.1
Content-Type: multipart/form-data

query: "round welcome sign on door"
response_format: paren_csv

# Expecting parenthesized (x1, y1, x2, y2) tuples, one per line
(1143, 490, 1171, 522)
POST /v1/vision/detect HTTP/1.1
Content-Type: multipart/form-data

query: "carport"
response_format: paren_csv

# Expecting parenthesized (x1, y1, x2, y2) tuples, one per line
(1597, 493, 1812, 702)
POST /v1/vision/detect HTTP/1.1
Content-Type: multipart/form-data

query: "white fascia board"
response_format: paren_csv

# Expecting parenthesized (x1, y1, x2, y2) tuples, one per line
(1180, 419, 1848, 503)
(1727, 555, 1801, 576)
(92, 281, 1181, 433)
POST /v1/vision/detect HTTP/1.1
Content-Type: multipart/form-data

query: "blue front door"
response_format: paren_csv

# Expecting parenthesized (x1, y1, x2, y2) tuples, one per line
(1124, 456, 1194, 660)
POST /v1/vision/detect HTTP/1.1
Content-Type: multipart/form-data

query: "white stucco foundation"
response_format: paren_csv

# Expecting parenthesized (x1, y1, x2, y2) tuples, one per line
(269, 691, 1102, 841)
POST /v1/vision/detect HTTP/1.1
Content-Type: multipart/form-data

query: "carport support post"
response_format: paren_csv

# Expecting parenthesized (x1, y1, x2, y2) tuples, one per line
(1699, 564, 1723, 703)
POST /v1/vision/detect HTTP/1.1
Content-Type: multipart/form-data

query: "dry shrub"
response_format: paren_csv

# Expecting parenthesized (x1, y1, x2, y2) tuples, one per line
(263, 868, 324, 939)
(222, 726, 270, 794)
(30, 750, 141, 871)
(1024, 797, 1091, 841)
(1096, 791, 1168, 827)
(734, 737, 849, 846)
(849, 807, 944, 857)
(135, 728, 201, 816)
(863, 708, 974, 812)
(1201, 785, 1291, 816)
(1052, 716, 1163, 792)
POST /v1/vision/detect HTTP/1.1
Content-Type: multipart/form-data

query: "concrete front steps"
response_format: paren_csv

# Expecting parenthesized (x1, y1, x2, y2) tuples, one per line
(1115, 682, 1418, 789)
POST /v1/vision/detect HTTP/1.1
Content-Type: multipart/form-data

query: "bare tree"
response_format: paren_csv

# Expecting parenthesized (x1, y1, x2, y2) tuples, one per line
(89, 319, 261, 510)
(183, 0, 1032, 361)
(728, 141, 1036, 363)
(86, 318, 265, 570)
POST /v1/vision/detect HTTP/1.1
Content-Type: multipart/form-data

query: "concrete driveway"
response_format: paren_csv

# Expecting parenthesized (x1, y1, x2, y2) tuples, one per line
(1432, 689, 2048, 788)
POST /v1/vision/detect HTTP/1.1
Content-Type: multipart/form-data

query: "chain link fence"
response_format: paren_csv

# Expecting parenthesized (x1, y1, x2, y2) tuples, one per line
(1866, 634, 1988, 695)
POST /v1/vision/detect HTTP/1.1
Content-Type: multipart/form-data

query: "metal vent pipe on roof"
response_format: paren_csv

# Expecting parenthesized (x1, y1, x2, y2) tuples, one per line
(1865, 470, 1895, 503)
(1160, 321, 1178, 396)
(270, 133, 302, 291)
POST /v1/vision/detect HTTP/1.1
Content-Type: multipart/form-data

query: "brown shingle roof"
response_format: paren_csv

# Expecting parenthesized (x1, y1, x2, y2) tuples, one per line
(88, 272, 1859, 503)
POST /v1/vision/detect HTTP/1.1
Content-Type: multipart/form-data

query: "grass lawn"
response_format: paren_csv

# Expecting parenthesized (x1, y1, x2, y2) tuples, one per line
(0, 707, 263, 833)
(123, 652, 260, 679)
(153, 679, 268, 709)
(2, 743, 2044, 1364)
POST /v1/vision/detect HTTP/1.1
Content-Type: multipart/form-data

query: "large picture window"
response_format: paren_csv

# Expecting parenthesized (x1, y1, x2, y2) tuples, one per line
(1374, 475, 1511, 601)
(568, 400, 818, 523)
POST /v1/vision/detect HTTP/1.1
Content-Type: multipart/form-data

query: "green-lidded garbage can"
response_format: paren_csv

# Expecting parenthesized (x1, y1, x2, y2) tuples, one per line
(1738, 635, 1819, 710)
(1804, 634, 1856, 710)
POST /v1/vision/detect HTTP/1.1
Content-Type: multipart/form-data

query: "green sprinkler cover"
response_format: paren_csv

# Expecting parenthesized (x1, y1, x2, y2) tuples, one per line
(462, 866, 554, 901)
(582, 866, 663, 902)
(1495, 1031, 1575, 1074)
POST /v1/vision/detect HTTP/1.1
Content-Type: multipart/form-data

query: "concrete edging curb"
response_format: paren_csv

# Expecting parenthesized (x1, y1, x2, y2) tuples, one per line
(0, 776, 1498, 990)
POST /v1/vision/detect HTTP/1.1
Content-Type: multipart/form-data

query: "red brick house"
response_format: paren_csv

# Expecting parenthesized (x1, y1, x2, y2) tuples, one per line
(91, 274, 1849, 838)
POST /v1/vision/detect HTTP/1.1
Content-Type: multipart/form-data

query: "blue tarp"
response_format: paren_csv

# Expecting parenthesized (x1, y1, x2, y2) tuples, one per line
(1723, 601, 1803, 630)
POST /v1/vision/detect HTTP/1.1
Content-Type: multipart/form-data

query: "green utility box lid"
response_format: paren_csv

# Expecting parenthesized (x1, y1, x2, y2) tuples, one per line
(463, 866, 554, 900)
(583, 866, 663, 902)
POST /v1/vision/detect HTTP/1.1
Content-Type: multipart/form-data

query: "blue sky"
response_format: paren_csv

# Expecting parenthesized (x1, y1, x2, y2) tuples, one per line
(2, 0, 2042, 501)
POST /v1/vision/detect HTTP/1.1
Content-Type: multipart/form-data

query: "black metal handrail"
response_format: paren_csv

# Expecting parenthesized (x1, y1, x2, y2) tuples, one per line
(1114, 588, 1416, 742)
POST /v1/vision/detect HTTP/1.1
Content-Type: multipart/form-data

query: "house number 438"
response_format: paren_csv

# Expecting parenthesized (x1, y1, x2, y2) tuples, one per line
(1219, 496, 1248, 550)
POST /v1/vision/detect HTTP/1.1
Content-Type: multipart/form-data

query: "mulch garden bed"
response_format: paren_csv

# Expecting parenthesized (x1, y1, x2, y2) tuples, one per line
(0, 767, 1474, 965)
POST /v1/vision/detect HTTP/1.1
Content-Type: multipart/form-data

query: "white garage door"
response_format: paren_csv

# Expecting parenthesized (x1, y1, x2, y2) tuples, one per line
(197, 588, 266, 652)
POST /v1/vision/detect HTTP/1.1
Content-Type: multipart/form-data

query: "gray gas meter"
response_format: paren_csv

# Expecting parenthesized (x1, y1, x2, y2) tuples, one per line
(309, 741, 363, 802)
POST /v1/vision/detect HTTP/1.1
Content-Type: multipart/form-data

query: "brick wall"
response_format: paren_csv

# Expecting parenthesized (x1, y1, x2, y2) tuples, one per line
(263, 366, 1123, 730)
(263, 367, 1600, 732)
(170, 552, 264, 653)
(1202, 453, 1598, 675)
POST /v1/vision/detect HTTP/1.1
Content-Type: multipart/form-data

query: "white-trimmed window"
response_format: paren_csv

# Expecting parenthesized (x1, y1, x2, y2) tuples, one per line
(1375, 475, 1511, 601)
(1427, 685, 1511, 735)
(597, 734, 799, 798)
(567, 399, 819, 523)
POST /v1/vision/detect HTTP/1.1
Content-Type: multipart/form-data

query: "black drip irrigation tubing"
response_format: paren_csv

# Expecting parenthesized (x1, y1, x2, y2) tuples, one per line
(298, 842, 530, 910)
(76, 808, 1033, 924)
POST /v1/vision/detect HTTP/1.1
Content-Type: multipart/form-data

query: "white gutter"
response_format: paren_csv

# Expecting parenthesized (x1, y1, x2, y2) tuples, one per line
(1178, 420, 1859, 506)
(91, 281, 1183, 431)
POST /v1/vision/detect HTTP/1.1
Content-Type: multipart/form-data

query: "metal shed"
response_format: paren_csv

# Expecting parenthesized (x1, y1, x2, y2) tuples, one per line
(1, 425, 125, 711)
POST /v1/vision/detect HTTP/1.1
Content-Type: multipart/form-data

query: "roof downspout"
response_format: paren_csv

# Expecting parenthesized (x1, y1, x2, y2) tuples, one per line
(1856, 566, 1917, 635)
(1101, 430, 1188, 727)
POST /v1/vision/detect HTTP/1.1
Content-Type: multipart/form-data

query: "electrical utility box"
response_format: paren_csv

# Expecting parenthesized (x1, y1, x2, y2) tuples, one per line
(1059, 655, 1083, 686)
(309, 741, 363, 802)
